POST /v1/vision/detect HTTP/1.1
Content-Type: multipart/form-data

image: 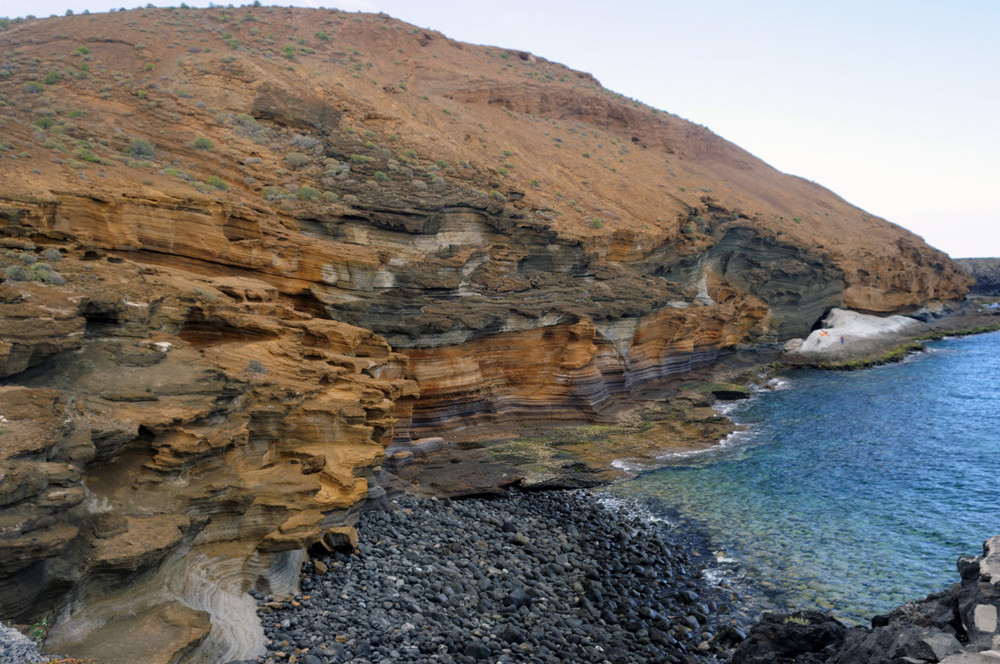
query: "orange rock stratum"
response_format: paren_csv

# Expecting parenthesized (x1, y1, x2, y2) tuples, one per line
(0, 6, 972, 662)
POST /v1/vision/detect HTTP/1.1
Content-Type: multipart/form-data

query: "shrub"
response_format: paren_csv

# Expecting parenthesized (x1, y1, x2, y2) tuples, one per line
(296, 185, 320, 200)
(43, 71, 62, 85)
(281, 45, 295, 59)
(488, 189, 506, 202)
(125, 137, 155, 159)
(233, 113, 266, 140)
(591, 218, 603, 229)
(373, 170, 388, 182)
(289, 134, 319, 150)
(32, 116, 54, 129)
(285, 152, 310, 168)
(204, 175, 228, 190)
(262, 186, 290, 200)
(19, 252, 37, 264)
(193, 136, 214, 150)
(76, 45, 90, 55)
(25, 82, 43, 94)
(42, 248, 63, 262)
(75, 147, 98, 162)
(4, 265, 29, 281)
(31, 263, 65, 284)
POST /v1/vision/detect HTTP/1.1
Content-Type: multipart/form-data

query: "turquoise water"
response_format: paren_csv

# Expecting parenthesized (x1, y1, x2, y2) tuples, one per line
(609, 330, 1000, 622)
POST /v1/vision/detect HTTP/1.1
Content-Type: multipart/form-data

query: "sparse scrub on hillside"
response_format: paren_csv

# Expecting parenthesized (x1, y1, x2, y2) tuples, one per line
(193, 136, 214, 150)
(296, 186, 320, 200)
(204, 175, 228, 190)
(262, 186, 292, 201)
(4, 265, 29, 282)
(125, 137, 155, 159)
(285, 152, 311, 168)
(232, 113, 267, 140)
(289, 134, 320, 151)
(162, 167, 193, 181)
(30, 263, 65, 284)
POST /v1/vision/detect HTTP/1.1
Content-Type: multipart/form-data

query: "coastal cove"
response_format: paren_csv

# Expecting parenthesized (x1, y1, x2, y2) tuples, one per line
(608, 329, 1000, 624)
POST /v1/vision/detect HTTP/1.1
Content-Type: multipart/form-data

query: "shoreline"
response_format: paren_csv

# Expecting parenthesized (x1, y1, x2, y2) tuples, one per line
(385, 304, 1000, 499)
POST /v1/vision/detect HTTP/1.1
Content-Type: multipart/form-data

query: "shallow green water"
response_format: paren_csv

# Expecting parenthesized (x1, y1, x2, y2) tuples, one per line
(607, 331, 1000, 622)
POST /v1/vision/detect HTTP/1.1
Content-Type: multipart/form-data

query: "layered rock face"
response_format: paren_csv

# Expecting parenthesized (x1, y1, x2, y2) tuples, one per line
(955, 258, 1000, 296)
(0, 5, 974, 662)
(0, 250, 416, 662)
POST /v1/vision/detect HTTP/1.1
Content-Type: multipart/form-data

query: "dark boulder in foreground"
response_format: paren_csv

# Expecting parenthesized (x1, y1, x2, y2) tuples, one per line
(732, 534, 1000, 664)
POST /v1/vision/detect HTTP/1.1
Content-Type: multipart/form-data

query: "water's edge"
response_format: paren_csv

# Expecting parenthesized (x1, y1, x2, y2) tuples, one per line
(607, 330, 1000, 624)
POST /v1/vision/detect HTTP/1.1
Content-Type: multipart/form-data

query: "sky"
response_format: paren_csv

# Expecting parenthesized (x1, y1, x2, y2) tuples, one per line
(3, 0, 998, 258)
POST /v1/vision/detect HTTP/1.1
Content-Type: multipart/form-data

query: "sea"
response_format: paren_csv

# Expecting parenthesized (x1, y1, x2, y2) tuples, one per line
(606, 330, 1000, 623)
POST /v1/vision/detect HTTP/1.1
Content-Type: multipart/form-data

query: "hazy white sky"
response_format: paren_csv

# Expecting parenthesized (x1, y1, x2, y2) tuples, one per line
(4, 0, 998, 258)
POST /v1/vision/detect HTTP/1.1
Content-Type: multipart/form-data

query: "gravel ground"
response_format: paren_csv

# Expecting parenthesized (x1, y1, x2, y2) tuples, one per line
(234, 490, 758, 664)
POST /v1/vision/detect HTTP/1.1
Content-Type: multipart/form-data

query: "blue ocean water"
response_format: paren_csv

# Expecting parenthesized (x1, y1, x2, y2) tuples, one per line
(608, 330, 1000, 622)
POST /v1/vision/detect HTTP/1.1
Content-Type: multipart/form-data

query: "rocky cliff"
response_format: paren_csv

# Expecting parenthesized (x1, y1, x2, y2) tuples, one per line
(0, 6, 973, 662)
(955, 258, 1000, 296)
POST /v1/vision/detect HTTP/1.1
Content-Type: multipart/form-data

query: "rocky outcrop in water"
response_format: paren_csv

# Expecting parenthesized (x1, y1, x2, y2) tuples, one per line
(731, 534, 1000, 664)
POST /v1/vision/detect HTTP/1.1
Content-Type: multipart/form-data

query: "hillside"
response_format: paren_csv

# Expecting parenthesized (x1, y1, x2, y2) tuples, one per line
(0, 6, 973, 663)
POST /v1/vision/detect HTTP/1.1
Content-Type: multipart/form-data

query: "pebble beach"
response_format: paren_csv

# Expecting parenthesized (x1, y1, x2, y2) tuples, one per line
(236, 490, 760, 664)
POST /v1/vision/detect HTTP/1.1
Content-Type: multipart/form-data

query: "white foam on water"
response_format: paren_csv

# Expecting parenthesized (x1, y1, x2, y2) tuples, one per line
(593, 493, 678, 528)
(610, 458, 654, 473)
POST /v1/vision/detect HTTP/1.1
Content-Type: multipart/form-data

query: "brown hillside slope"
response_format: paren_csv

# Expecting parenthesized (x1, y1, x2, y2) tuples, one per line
(0, 6, 972, 663)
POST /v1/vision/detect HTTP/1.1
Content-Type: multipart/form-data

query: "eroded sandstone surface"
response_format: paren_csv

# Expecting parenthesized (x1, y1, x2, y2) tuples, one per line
(0, 5, 973, 662)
